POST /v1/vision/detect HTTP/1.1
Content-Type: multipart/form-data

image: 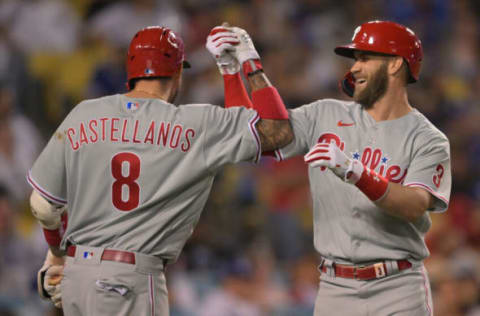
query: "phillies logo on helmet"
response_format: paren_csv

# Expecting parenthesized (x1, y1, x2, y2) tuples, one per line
(166, 31, 178, 48)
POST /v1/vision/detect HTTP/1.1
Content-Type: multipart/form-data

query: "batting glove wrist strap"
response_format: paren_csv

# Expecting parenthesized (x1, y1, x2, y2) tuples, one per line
(351, 162, 389, 201)
(242, 59, 263, 77)
(38, 265, 52, 299)
(251, 86, 289, 120)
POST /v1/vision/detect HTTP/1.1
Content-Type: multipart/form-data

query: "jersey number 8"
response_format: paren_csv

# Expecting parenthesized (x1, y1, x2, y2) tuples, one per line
(111, 152, 140, 211)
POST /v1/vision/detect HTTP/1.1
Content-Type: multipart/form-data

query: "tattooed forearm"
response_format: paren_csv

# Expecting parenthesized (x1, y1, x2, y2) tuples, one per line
(257, 119, 293, 152)
(248, 71, 271, 91)
(247, 71, 293, 150)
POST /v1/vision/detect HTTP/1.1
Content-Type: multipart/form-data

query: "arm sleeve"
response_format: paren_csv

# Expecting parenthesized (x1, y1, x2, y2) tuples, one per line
(27, 124, 68, 205)
(223, 73, 253, 108)
(403, 135, 451, 213)
(201, 106, 261, 172)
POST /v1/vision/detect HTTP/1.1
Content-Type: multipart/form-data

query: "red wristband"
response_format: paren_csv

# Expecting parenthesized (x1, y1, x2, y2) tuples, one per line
(43, 228, 63, 247)
(355, 165, 389, 201)
(251, 86, 289, 119)
(223, 73, 253, 108)
(242, 59, 263, 77)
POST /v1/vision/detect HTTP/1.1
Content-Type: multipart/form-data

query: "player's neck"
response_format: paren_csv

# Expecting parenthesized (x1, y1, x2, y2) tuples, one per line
(367, 86, 412, 122)
(125, 81, 173, 102)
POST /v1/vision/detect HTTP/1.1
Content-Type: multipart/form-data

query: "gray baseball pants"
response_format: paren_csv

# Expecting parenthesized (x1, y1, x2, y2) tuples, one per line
(61, 245, 168, 316)
(314, 261, 433, 316)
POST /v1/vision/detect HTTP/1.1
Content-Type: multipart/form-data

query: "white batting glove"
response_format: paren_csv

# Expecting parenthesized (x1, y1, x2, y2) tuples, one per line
(37, 249, 65, 308)
(206, 25, 241, 75)
(227, 26, 260, 66)
(44, 264, 63, 308)
(304, 142, 363, 183)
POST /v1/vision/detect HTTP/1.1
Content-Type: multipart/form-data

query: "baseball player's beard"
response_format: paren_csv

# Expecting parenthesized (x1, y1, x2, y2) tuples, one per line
(354, 62, 388, 110)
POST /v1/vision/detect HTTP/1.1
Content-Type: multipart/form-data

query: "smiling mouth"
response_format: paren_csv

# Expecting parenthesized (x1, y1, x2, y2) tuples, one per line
(356, 78, 367, 85)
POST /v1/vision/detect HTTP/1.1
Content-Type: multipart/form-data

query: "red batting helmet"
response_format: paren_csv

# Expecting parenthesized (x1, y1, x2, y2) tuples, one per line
(334, 20, 423, 83)
(126, 26, 190, 89)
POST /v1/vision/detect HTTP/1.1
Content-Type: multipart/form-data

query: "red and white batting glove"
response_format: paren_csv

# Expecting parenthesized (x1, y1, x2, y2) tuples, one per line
(44, 264, 63, 308)
(304, 142, 354, 179)
(206, 24, 254, 109)
(227, 26, 288, 120)
(37, 249, 65, 308)
(305, 142, 389, 201)
(206, 24, 262, 76)
(206, 25, 241, 75)
(227, 26, 262, 77)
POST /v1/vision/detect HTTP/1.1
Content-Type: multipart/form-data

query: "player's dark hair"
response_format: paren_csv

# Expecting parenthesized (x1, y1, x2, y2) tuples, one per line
(128, 76, 173, 91)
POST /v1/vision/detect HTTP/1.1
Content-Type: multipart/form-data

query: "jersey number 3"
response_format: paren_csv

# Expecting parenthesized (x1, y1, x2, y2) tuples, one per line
(111, 152, 140, 211)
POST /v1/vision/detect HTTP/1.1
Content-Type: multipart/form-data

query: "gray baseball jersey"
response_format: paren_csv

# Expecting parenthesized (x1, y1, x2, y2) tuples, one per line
(27, 94, 261, 263)
(276, 99, 451, 264)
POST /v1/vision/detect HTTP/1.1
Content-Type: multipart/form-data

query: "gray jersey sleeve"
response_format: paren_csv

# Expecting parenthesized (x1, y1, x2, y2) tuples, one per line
(403, 133, 451, 213)
(275, 101, 320, 160)
(190, 105, 261, 172)
(27, 121, 68, 205)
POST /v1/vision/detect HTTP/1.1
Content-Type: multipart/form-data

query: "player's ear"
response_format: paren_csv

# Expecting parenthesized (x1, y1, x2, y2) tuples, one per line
(388, 56, 405, 78)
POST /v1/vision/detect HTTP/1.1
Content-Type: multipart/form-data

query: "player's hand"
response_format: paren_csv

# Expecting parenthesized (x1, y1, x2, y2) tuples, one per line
(44, 264, 64, 308)
(37, 249, 65, 308)
(227, 26, 260, 66)
(304, 141, 354, 180)
(206, 24, 241, 75)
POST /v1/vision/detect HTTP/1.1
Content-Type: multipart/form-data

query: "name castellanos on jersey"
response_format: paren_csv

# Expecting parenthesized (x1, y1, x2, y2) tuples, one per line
(318, 132, 408, 183)
(65, 116, 196, 152)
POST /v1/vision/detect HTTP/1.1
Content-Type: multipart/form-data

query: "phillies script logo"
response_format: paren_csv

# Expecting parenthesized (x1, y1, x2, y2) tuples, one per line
(317, 133, 408, 183)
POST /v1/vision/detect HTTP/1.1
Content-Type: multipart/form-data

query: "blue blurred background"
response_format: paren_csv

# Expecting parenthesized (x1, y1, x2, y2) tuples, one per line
(0, 0, 479, 315)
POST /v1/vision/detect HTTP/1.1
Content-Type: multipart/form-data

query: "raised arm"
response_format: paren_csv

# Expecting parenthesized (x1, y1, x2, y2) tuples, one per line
(206, 24, 293, 152)
(246, 71, 293, 151)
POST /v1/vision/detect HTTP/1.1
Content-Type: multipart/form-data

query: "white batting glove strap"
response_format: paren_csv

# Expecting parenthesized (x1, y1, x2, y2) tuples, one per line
(304, 142, 352, 179)
(228, 26, 260, 65)
(206, 28, 241, 75)
(37, 264, 51, 300)
(344, 159, 365, 184)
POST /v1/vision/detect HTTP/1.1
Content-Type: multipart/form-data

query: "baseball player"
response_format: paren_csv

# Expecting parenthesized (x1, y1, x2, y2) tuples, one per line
(28, 25, 292, 315)
(216, 21, 451, 315)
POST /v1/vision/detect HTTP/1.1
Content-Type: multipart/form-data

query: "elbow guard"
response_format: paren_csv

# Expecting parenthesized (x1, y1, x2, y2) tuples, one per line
(30, 190, 65, 230)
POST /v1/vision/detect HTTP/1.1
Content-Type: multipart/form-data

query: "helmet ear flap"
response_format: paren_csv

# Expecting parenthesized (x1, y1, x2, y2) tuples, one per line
(340, 71, 355, 97)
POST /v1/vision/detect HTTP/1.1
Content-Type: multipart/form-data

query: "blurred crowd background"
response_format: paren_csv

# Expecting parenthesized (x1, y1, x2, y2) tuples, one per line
(0, 0, 479, 315)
